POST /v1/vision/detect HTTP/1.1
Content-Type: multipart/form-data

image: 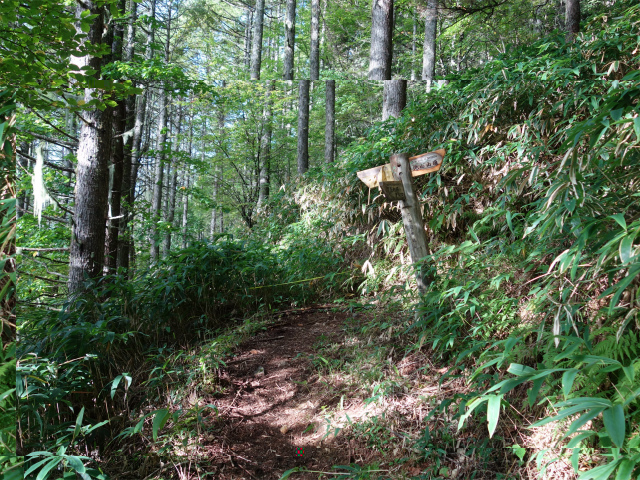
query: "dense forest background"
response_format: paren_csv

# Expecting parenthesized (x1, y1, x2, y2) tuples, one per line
(1, 0, 639, 478)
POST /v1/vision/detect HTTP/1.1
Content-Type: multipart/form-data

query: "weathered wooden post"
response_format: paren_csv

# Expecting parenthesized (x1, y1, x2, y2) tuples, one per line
(356, 149, 444, 295)
(392, 153, 429, 293)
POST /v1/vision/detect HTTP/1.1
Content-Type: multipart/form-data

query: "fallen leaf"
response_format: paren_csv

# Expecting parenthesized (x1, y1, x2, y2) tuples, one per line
(280, 425, 289, 434)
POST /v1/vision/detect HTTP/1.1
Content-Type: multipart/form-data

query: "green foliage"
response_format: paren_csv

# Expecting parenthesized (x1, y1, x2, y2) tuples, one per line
(0, 90, 18, 476)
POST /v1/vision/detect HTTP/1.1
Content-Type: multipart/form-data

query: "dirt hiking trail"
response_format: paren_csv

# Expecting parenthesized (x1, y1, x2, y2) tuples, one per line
(203, 306, 361, 479)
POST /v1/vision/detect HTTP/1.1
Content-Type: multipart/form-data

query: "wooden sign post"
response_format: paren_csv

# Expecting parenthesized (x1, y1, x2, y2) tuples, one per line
(392, 153, 430, 294)
(356, 149, 445, 294)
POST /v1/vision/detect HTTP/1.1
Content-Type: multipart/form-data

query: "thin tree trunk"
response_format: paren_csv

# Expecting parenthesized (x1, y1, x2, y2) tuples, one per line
(68, 0, 112, 293)
(283, 0, 296, 80)
(320, 0, 327, 70)
(324, 79, 335, 163)
(162, 108, 182, 257)
(382, 79, 406, 121)
(150, 3, 171, 262)
(422, 0, 437, 90)
(411, 10, 417, 81)
(310, 0, 320, 80)
(250, 0, 266, 79)
(258, 81, 273, 207)
(182, 113, 193, 249)
(117, 0, 137, 271)
(181, 170, 189, 248)
(296, 80, 310, 174)
(565, 0, 580, 41)
(244, 6, 253, 72)
(368, 0, 394, 80)
(105, 0, 127, 274)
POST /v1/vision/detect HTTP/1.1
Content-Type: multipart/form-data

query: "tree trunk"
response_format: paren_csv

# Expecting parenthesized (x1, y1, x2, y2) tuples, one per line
(258, 81, 273, 207)
(244, 6, 253, 72)
(310, 0, 320, 80)
(324, 79, 335, 163)
(68, 0, 112, 293)
(117, 0, 137, 271)
(105, 0, 127, 274)
(181, 115, 193, 249)
(565, 0, 580, 41)
(411, 10, 417, 81)
(283, 0, 296, 80)
(211, 81, 226, 236)
(422, 0, 437, 90)
(382, 79, 406, 121)
(368, 0, 394, 80)
(163, 108, 182, 257)
(250, 0, 265, 79)
(150, 5, 171, 263)
(296, 80, 310, 174)
(150, 94, 168, 262)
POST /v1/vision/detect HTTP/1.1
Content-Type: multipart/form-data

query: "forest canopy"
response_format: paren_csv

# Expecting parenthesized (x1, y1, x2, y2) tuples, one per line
(2, 0, 639, 478)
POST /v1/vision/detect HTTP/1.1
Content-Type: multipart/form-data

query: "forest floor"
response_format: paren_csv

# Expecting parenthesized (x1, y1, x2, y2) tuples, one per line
(113, 301, 541, 480)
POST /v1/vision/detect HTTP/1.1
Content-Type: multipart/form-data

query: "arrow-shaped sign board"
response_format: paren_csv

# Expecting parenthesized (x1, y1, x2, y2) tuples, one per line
(356, 149, 445, 189)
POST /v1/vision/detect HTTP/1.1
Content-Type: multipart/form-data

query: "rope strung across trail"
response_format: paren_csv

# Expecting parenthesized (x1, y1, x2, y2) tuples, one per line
(247, 271, 349, 290)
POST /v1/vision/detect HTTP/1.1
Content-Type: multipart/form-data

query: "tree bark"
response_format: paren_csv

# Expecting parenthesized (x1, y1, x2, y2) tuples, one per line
(283, 0, 296, 80)
(181, 114, 193, 249)
(150, 94, 168, 262)
(258, 81, 273, 207)
(310, 0, 320, 80)
(324, 79, 335, 163)
(105, 0, 127, 274)
(68, 0, 112, 293)
(296, 80, 310, 174)
(422, 0, 437, 90)
(150, 4, 172, 263)
(250, 0, 266, 79)
(411, 10, 417, 81)
(117, 0, 137, 271)
(368, 0, 394, 80)
(565, 0, 580, 41)
(162, 108, 182, 257)
(382, 79, 406, 121)
(244, 6, 253, 72)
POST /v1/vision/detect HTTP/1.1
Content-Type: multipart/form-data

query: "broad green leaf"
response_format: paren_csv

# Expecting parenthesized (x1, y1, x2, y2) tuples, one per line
(73, 407, 85, 441)
(602, 404, 625, 448)
(36, 457, 63, 480)
(615, 459, 635, 480)
(487, 394, 502, 438)
(609, 214, 627, 231)
(562, 369, 579, 398)
(152, 408, 170, 442)
(578, 459, 620, 480)
(619, 235, 635, 265)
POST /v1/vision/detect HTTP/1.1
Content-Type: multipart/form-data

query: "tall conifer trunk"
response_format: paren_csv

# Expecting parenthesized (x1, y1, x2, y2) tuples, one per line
(368, 0, 394, 80)
(258, 81, 273, 207)
(150, 2, 172, 262)
(68, 0, 112, 293)
(250, 0, 266, 79)
(310, 0, 320, 80)
(382, 79, 406, 121)
(105, 0, 127, 274)
(296, 80, 310, 174)
(565, 0, 580, 40)
(324, 79, 335, 163)
(283, 0, 296, 80)
(422, 0, 437, 90)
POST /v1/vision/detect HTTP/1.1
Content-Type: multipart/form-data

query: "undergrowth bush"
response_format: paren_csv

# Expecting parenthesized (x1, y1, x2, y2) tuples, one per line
(18, 234, 354, 478)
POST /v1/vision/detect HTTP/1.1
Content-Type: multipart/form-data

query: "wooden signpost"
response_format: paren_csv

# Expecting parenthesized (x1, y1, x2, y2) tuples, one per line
(356, 149, 446, 294)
